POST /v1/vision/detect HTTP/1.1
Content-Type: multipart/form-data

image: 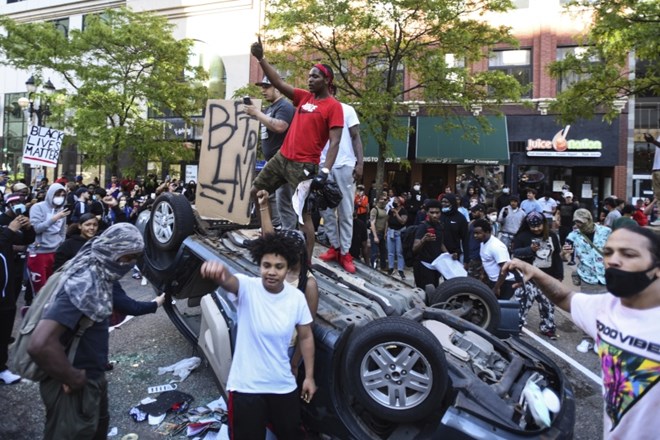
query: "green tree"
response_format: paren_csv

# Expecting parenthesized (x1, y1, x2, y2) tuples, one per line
(262, 0, 523, 190)
(549, 0, 660, 123)
(0, 7, 208, 176)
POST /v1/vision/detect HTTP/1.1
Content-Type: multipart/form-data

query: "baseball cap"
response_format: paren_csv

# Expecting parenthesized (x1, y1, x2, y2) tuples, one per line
(563, 192, 574, 199)
(4, 193, 22, 204)
(255, 76, 272, 86)
(12, 182, 28, 192)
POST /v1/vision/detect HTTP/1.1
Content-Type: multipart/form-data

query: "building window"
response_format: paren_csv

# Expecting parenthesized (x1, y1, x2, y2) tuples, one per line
(49, 18, 70, 39)
(366, 55, 404, 100)
(556, 46, 599, 93)
(489, 49, 532, 98)
(3, 92, 28, 173)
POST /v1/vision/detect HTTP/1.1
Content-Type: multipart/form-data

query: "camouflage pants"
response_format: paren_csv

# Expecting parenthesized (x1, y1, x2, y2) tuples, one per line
(514, 281, 556, 333)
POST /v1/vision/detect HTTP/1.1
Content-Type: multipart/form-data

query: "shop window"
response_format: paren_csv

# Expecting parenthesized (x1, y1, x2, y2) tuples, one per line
(556, 46, 599, 93)
(489, 49, 532, 98)
(509, 140, 526, 153)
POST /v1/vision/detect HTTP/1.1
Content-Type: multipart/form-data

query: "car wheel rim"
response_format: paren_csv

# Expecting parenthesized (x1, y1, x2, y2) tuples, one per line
(153, 201, 175, 244)
(360, 341, 433, 410)
(441, 293, 491, 327)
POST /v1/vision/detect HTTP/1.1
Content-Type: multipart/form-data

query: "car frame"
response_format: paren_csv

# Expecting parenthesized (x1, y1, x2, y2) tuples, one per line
(137, 192, 575, 439)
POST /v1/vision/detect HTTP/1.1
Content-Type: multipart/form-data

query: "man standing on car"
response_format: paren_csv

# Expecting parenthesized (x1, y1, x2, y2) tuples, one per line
(318, 100, 364, 274)
(502, 224, 660, 439)
(244, 75, 296, 230)
(250, 38, 343, 261)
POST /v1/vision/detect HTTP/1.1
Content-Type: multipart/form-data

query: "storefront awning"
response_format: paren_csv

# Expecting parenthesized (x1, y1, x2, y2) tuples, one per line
(416, 115, 509, 165)
(362, 117, 409, 162)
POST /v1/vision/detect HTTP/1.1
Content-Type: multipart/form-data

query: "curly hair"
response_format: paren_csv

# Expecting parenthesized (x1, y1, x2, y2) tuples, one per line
(248, 232, 301, 269)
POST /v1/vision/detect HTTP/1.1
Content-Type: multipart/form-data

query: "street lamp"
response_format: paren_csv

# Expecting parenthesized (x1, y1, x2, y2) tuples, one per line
(18, 75, 56, 126)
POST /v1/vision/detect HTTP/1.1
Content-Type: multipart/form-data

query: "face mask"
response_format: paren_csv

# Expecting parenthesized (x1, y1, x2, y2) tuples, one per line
(53, 196, 65, 206)
(441, 207, 451, 213)
(502, 188, 510, 194)
(12, 204, 26, 216)
(105, 260, 135, 280)
(413, 185, 421, 192)
(605, 266, 657, 298)
(488, 214, 497, 222)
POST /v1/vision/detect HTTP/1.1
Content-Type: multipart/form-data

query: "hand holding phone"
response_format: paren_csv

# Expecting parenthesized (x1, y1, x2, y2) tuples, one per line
(243, 96, 253, 105)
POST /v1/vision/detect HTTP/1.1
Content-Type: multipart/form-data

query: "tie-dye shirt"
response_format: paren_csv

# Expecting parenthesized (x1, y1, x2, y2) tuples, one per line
(567, 225, 611, 285)
(571, 294, 660, 439)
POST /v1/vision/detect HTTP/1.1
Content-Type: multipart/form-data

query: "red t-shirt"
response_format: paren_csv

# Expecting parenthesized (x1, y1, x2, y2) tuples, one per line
(280, 89, 344, 163)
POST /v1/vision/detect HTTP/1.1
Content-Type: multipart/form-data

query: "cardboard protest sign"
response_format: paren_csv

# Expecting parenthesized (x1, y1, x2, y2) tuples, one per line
(22, 125, 64, 167)
(196, 99, 261, 224)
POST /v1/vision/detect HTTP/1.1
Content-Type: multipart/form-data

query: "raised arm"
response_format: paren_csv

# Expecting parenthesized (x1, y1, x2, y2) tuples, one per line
(251, 37, 295, 100)
(501, 258, 575, 312)
(200, 261, 240, 295)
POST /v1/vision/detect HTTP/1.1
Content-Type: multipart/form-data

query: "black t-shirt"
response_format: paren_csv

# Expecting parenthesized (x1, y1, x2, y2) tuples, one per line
(350, 217, 369, 259)
(559, 201, 579, 226)
(388, 207, 408, 230)
(261, 98, 295, 160)
(414, 220, 443, 263)
(43, 289, 109, 380)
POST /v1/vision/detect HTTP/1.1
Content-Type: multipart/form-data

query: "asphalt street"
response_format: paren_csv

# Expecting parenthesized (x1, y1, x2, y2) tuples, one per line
(0, 261, 603, 439)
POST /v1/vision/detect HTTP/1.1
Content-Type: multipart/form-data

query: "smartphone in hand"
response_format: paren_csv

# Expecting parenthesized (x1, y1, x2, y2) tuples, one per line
(243, 96, 253, 105)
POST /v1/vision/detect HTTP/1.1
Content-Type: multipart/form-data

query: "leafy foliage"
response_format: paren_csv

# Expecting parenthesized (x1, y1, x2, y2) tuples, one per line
(261, 0, 522, 190)
(0, 7, 208, 175)
(549, 0, 660, 123)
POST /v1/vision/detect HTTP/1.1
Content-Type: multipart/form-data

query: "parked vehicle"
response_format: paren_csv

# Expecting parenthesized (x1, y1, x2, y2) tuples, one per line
(138, 192, 575, 439)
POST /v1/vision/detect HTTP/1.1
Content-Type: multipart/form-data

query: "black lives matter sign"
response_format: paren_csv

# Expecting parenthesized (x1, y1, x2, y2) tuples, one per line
(22, 125, 64, 167)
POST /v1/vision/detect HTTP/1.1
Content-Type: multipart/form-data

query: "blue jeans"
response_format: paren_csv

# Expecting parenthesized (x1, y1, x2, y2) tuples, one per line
(387, 228, 404, 271)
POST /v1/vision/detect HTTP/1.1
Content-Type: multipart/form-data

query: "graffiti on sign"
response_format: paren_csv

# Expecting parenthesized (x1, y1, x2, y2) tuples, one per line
(196, 99, 261, 224)
(22, 126, 64, 167)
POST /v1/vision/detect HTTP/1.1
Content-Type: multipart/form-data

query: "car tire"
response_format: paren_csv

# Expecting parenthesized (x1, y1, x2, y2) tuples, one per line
(149, 192, 195, 251)
(427, 277, 501, 333)
(343, 317, 449, 423)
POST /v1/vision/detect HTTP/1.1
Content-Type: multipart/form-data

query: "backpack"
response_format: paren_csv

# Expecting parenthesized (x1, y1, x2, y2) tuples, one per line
(10, 271, 93, 381)
(402, 224, 420, 268)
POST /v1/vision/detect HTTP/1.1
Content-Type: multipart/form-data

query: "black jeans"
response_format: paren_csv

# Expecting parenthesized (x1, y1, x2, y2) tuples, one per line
(229, 390, 304, 440)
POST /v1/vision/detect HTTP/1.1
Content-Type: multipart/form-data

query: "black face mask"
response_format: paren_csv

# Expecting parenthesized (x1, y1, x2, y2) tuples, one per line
(605, 266, 657, 298)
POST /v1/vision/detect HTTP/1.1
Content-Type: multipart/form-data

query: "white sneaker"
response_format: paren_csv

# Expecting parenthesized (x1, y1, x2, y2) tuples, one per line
(651, 220, 660, 227)
(0, 369, 21, 384)
(576, 339, 594, 353)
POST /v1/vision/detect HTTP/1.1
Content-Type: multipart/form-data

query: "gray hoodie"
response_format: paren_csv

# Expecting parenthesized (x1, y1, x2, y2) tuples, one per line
(29, 183, 68, 253)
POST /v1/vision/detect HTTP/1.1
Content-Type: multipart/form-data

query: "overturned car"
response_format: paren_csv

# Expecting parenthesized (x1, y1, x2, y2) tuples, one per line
(138, 193, 575, 439)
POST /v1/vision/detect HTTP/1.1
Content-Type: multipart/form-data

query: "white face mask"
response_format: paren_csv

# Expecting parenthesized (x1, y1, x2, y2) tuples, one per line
(502, 188, 510, 194)
(53, 196, 65, 206)
(488, 214, 497, 222)
(413, 185, 421, 192)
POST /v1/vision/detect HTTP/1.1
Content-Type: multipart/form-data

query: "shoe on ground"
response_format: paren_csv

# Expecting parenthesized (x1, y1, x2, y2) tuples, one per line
(567, 261, 576, 266)
(387, 268, 394, 275)
(398, 270, 406, 280)
(0, 369, 21, 384)
(541, 330, 558, 340)
(339, 253, 356, 274)
(131, 272, 142, 280)
(319, 247, 340, 262)
(576, 339, 594, 353)
(651, 220, 660, 226)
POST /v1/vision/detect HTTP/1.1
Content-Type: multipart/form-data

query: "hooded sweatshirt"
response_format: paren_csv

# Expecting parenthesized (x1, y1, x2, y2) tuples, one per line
(29, 183, 68, 253)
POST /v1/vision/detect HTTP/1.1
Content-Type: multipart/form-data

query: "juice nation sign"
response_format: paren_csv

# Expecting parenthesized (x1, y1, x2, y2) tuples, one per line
(526, 125, 602, 158)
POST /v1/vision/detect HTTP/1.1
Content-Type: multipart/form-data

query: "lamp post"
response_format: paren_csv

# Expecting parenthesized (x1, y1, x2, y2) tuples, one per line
(17, 75, 56, 185)
(17, 75, 55, 126)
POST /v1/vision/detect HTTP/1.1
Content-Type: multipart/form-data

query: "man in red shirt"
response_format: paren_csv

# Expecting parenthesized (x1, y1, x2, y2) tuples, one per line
(633, 198, 649, 226)
(250, 39, 343, 259)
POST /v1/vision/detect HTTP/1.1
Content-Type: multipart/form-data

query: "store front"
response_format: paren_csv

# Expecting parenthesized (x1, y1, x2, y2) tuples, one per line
(507, 115, 621, 211)
(415, 115, 509, 199)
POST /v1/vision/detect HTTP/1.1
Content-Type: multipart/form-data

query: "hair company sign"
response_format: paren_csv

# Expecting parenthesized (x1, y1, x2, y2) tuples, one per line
(526, 125, 602, 158)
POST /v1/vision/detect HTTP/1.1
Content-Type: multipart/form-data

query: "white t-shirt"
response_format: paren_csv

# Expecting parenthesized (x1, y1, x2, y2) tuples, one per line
(320, 103, 359, 168)
(538, 197, 558, 219)
(227, 274, 313, 394)
(480, 235, 514, 282)
(571, 294, 660, 439)
(653, 145, 660, 171)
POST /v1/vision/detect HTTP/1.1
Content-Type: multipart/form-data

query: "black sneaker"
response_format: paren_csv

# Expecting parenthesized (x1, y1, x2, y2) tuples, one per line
(398, 270, 406, 280)
(387, 268, 394, 275)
